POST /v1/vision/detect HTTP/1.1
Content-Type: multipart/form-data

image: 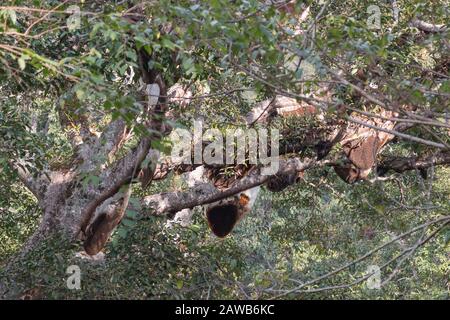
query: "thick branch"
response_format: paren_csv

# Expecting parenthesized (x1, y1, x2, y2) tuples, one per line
(79, 119, 128, 172)
(9, 161, 48, 201)
(142, 158, 315, 216)
(378, 151, 450, 175)
(77, 136, 152, 235)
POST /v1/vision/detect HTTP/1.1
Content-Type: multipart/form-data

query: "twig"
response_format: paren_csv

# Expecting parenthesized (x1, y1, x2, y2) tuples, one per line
(347, 116, 448, 149)
(268, 216, 450, 298)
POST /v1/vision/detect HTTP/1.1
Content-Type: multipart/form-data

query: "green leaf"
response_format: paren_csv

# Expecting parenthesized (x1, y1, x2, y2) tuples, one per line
(444, 227, 450, 247)
(121, 218, 137, 228)
(440, 80, 450, 94)
(374, 204, 385, 214)
(161, 37, 178, 50)
(126, 209, 139, 219)
(125, 50, 137, 61)
(128, 197, 142, 211)
(76, 89, 85, 100)
(116, 228, 128, 239)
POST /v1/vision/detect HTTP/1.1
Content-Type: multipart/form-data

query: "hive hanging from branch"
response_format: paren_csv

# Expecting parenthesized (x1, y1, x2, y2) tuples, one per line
(205, 187, 260, 238)
(83, 194, 128, 256)
(333, 113, 397, 184)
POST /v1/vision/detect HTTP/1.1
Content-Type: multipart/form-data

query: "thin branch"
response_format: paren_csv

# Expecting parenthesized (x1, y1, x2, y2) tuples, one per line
(346, 107, 450, 129)
(346, 116, 448, 149)
(410, 19, 447, 33)
(24, 0, 69, 36)
(8, 161, 47, 201)
(378, 151, 450, 174)
(142, 158, 315, 216)
(268, 216, 449, 298)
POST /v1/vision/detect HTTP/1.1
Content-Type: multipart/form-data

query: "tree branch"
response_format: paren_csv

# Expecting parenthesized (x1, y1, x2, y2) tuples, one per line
(410, 19, 447, 33)
(9, 161, 48, 201)
(378, 151, 450, 175)
(267, 216, 449, 298)
(346, 116, 448, 149)
(142, 158, 315, 216)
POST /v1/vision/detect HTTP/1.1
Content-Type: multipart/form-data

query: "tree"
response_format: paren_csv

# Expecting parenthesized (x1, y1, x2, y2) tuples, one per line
(0, 0, 449, 299)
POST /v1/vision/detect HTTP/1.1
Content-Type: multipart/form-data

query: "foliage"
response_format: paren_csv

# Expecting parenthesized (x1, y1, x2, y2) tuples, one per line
(0, 0, 449, 299)
(1, 167, 448, 299)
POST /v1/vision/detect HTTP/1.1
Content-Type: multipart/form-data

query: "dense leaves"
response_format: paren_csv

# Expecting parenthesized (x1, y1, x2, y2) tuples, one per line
(0, 0, 449, 299)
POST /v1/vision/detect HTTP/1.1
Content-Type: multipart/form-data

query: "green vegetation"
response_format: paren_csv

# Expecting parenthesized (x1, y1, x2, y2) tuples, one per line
(0, 0, 448, 299)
